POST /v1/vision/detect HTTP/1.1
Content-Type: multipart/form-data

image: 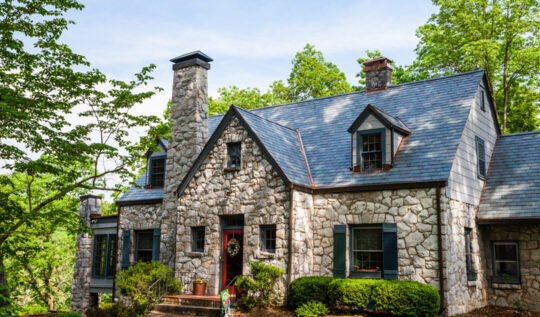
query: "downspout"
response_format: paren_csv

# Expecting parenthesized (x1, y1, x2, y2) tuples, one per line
(287, 184, 294, 289)
(390, 127, 395, 166)
(436, 186, 445, 315)
(113, 204, 120, 301)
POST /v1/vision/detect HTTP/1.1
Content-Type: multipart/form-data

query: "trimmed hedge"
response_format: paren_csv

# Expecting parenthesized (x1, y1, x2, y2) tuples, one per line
(287, 276, 334, 309)
(328, 278, 379, 310)
(371, 280, 440, 316)
(288, 276, 440, 316)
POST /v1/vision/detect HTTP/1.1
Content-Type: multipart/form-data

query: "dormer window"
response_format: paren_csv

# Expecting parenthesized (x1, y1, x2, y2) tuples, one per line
(149, 157, 165, 188)
(227, 142, 241, 168)
(348, 104, 410, 173)
(359, 130, 384, 171)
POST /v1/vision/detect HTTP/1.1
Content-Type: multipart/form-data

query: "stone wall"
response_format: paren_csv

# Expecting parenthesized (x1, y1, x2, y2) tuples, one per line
(480, 224, 540, 312)
(70, 195, 101, 313)
(303, 188, 442, 289)
(175, 117, 290, 295)
(117, 203, 168, 270)
(443, 198, 489, 315)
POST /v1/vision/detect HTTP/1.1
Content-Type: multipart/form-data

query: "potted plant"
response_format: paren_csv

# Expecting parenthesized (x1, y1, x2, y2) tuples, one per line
(193, 278, 207, 295)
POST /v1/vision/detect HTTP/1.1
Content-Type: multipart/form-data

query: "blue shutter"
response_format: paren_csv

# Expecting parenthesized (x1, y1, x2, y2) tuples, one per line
(382, 223, 398, 280)
(333, 225, 347, 278)
(121, 230, 131, 270)
(152, 228, 161, 261)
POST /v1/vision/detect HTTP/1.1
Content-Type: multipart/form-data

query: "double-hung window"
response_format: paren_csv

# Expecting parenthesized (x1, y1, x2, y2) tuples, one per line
(465, 228, 476, 281)
(260, 225, 276, 253)
(350, 226, 383, 278)
(92, 234, 116, 278)
(192, 227, 205, 252)
(135, 230, 154, 263)
(492, 241, 520, 284)
(149, 157, 166, 188)
(227, 142, 241, 168)
(357, 129, 384, 171)
(475, 137, 486, 180)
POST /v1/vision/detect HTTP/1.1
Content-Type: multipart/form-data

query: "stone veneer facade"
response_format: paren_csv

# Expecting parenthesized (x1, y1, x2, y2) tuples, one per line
(480, 224, 540, 312)
(175, 117, 289, 294)
(70, 195, 101, 312)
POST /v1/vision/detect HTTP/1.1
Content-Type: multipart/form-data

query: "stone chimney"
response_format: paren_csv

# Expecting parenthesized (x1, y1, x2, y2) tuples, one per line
(159, 51, 212, 268)
(70, 195, 101, 313)
(363, 57, 394, 91)
(165, 50, 212, 197)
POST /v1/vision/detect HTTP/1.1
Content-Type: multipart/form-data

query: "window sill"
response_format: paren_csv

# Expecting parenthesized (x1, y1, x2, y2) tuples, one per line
(467, 281, 477, 287)
(224, 167, 241, 172)
(349, 271, 382, 279)
(256, 252, 276, 259)
(186, 251, 205, 257)
(492, 283, 521, 290)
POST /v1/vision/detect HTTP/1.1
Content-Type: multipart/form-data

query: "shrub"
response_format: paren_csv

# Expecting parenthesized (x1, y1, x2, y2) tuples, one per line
(371, 280, 439, 316)
(115, 261, 182, 315)
(287, 276, 334, 309)
(86, 302, 138, 317)
(328, 278, 378, 310)
(236, 261, 285, 310)
(295, 301, 330, 317)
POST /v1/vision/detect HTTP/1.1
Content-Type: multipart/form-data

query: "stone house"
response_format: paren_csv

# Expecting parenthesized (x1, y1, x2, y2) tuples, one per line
(70, 51, 540, 315)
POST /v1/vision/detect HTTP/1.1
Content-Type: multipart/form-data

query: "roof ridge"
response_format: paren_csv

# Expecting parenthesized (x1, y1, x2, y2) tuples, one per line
(500, 130, 540, 137)
(232, 105, 297, 132)
(208, 69, 485, 117)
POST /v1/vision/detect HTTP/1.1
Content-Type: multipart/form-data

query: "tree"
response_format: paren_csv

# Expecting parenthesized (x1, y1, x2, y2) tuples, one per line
(414, 0, 540, 132)
(208, 44, 353, 114)
(0, 0, 161, 307)
(354, 50, 429, 90)
(287, 44, 352, 101)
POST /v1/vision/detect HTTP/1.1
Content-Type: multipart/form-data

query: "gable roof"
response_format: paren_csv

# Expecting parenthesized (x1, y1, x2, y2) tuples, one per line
(347, 104, 410, 135)
(477, 131, 540, 222)
(118, 70, 489, 204)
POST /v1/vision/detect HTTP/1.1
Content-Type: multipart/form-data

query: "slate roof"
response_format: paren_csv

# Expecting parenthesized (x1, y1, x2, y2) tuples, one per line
(478, 131, 540, 220)
(118, 70, 487, 204)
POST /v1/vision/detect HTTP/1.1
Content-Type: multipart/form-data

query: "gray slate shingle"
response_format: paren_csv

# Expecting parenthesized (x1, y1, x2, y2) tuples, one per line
(478, 131, 540, 219)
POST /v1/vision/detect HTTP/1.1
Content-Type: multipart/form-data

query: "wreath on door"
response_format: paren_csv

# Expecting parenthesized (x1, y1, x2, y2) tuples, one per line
(227, 237, 240, 257)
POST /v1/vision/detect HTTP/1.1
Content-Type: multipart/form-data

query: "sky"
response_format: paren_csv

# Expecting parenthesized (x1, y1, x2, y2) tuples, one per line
(62, 0, 438, 119)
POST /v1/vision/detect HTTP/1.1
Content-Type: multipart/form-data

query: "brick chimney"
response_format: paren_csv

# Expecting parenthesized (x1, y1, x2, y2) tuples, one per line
(160, 51, 212, 267)
(363, 57, 394, 92)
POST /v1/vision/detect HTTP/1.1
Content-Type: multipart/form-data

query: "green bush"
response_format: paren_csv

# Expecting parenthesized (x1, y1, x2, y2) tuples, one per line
(86, 302, 138, 317)
(328, 278, 378, 310)
(115, 261, 182, 315)
(295, 301, 330, 317)
(371, 280, 439, 316)
(236, 261, 285, 310)
(287, 276, 334, 309)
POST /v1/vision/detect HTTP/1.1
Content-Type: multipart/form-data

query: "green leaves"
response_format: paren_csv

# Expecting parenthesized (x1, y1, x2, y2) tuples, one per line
(414, 0, 539, 132)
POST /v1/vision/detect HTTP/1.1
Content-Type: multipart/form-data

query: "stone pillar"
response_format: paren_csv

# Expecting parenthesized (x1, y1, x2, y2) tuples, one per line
(160, 51, 213, 268)
(70, 194, 102, 313)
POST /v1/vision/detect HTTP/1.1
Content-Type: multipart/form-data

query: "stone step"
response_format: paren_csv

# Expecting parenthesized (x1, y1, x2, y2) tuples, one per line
(162, 295, 221, 308)
(146, 311, 195, 317)
(154, 303, 221, 317)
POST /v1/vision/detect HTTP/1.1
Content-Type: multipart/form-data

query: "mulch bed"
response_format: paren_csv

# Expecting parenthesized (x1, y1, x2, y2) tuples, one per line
(456, 306, 540, 317)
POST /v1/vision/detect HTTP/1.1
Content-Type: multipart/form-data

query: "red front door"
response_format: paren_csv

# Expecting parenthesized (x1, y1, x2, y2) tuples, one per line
(222, 229, 243, 294)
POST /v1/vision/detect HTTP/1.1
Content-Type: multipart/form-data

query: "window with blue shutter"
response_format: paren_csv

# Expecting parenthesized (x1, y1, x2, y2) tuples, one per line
(333, 225, 346, 278)
(350, 226, 383, 279)
(152, 228, 161, 261)
(135, 230, 153, 263)
(121, 230, 131, 270)
(382, 223, 398, 280)
(476, 136, 486, 180)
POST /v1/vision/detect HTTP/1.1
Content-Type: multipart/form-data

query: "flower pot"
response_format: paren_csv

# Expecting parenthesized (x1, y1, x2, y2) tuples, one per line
(193, 282, 207, 295)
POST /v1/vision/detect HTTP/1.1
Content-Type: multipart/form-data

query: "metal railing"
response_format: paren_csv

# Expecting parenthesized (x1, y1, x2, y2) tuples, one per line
(147, 271, 173, 311)
(221, 275, 240, 316)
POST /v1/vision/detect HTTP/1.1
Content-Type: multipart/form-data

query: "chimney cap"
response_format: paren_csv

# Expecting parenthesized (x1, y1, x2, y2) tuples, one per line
(170, 50, 213, 64)
(362, 57, 394, 71)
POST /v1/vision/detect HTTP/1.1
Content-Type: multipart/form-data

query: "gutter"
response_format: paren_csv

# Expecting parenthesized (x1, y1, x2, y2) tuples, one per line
(287, 184, 294, 293)
(436, 186, 445, 315)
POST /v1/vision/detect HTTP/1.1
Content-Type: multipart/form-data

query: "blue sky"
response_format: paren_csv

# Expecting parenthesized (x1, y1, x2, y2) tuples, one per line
(62, 0, 437, 118)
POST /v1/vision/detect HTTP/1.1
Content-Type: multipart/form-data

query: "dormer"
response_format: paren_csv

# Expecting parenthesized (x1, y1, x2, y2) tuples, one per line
(348, 105, 410, 173)
(144, 138, 168, 189)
